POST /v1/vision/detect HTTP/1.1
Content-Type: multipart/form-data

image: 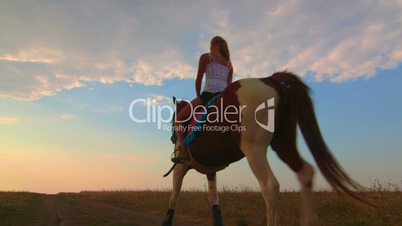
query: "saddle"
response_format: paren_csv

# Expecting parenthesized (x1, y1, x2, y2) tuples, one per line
(182, 94, 243, 174)
(183, 95, 220, 146)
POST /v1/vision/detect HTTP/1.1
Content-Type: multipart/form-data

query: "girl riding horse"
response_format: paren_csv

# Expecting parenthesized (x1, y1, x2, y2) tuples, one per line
(172, 36, 233, 163)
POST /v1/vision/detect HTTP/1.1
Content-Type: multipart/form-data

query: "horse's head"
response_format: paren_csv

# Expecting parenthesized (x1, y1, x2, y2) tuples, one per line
(170, 96, 189, 144)
(169, 96, 191, 162)
(173, 96, 189, 115)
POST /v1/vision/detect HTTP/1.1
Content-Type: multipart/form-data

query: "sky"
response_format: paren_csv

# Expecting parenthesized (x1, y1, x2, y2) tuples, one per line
(1, 0, 401, 194)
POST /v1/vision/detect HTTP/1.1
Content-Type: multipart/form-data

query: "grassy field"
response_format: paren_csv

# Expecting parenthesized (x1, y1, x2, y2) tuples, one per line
(0, 187, 401, 226)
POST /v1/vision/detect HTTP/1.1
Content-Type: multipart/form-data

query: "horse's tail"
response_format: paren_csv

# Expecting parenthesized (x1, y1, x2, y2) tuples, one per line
(269, 71, 373, 207)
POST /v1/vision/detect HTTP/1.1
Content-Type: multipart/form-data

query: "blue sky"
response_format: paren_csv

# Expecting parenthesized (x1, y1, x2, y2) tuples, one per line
(1, 0, 401, 193)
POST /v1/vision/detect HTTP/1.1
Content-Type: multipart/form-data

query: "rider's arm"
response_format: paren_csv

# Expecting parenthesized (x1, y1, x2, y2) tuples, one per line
(195, 54, 207, 96)
(227, 64, 233, 85)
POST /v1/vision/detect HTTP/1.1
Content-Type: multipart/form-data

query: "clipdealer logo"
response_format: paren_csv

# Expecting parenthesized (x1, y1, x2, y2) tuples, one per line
(254, 97, 275, 133)
(128, 97, 275, 132)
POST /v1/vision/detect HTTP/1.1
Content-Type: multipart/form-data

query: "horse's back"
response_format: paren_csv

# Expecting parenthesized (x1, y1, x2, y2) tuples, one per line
(235, 77, 279, 109)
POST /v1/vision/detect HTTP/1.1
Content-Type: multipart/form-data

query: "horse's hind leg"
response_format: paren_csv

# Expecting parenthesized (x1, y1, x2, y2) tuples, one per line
(271, 129, 319, 226)
(243, 144, 279, 226)
(296, 159, 318, 226)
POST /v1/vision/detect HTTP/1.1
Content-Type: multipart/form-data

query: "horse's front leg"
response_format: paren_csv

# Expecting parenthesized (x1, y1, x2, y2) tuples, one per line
(162, 162, 189, 226)
(207, 173, 224, 226)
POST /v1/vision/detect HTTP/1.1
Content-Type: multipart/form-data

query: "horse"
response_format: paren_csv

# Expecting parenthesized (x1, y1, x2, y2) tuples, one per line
(162, 71, 371, 226)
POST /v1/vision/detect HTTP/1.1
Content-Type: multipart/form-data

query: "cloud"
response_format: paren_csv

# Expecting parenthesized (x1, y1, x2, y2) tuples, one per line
(0, 1, 199, 100)
(131, 60, 195, 86)
(57, 114, 75, 120)
(0, 48, 62, 64)
(0, 116, 18, 124)
(95, 107, 124, 113)
(220, 0, 402, 82)
(1, 0, 401, 100)
(142, 94, 173, 106)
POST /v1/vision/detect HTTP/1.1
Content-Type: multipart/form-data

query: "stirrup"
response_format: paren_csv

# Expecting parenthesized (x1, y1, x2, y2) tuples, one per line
(171, 154, 190, 163)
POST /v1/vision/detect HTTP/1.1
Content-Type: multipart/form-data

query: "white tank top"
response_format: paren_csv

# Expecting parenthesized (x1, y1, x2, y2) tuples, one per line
(203, 53, 231, 93)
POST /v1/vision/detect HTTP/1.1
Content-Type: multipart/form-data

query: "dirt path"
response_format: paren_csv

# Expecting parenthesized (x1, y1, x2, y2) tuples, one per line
(34, 193, 210, 226)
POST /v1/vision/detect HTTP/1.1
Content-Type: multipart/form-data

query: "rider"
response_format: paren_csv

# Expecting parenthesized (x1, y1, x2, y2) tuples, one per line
(172, 36, 233, 163)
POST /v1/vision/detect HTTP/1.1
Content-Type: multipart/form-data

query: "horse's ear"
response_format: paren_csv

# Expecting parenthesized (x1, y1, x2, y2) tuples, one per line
(172, 96, 176, 104)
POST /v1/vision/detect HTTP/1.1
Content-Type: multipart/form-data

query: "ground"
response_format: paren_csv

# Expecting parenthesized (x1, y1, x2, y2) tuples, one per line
(0, 192, 209, 226)
(1, 190, 401, 226)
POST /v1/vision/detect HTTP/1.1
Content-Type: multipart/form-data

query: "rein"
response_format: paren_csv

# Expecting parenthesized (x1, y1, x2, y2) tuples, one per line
(163, 117, 179, 177)
(163, 162, 178, 177)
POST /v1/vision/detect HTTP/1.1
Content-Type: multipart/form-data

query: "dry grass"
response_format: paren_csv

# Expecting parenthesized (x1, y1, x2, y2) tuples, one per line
(1, 180, 401, 225)
(0, 192, 45, 225)
(78, 185, 402, 226)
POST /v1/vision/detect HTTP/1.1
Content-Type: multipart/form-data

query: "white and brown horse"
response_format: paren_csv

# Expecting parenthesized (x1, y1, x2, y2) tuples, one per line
(162, 72, 371, 226)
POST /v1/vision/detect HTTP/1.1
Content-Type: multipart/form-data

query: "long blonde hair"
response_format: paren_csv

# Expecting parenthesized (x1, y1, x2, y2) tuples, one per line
(211, 36, 230, 60)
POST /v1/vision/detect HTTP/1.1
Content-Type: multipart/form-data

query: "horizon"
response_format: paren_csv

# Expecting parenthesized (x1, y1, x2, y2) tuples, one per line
(1, 1, 401, 194)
